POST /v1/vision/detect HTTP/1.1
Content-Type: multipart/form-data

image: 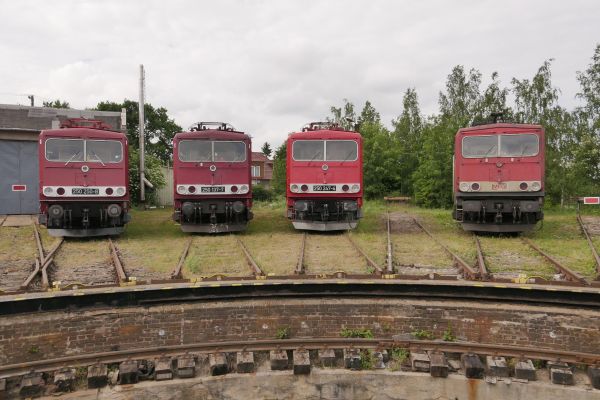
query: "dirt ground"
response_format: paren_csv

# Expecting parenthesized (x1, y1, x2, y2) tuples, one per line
(582, 216, 600, 236)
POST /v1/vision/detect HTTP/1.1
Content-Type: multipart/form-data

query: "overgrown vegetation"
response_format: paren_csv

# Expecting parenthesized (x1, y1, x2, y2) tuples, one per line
(442, 323, 456, 342)
(411, 329, 433, 340)
(340, 328, 374, 339)
(276, 326, 290, 340)
(389, 347, 410, 371)
(360, 349, 376, 370)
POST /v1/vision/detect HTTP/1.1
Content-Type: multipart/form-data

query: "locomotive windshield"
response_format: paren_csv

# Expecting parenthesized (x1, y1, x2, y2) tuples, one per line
(292, 140, 358, 161)
(45, 139, 123, 163)
(462, 134, 539, 158)
(178, 140, 246, 162)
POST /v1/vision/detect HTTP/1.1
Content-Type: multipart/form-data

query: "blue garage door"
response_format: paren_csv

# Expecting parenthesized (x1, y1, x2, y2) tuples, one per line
(0, 140, 39, 214)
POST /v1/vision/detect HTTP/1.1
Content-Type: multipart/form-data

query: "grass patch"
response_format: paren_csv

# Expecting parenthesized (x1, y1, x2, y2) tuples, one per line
(340, 328, 374, 338)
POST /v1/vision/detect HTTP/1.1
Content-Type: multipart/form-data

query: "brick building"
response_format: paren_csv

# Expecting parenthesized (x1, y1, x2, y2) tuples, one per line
(251, 152, 273, 187)
(0, 104, 125, 215)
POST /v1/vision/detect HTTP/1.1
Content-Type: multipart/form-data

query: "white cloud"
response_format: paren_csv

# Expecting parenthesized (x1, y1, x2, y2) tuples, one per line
(1, 0, 598, 149)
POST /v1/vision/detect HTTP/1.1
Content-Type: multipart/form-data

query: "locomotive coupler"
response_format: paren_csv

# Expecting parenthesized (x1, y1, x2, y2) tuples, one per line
(209, 204, 217, 225)
(82, 209, 90, 229)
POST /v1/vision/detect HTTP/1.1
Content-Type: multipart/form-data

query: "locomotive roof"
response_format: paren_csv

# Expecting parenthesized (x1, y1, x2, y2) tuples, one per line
(457, 123, 544, 136)
(174, 129, 250, 141)
(40, 127, 126, 140)
(288, 129, 361, 140)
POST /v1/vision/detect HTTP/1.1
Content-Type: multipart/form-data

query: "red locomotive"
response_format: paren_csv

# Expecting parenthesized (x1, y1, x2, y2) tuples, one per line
(286, 122, 363, 231)
(39, 118, 130, 237)
(172, 122, 253, 233)
(452, 120, 545, 232)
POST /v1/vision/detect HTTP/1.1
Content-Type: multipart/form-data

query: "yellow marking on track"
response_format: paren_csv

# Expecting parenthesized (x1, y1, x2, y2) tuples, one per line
(519, 286, 532, 290)
(494, 285, 507, 288)
(293, 281, 303, 285)
(571, 289, 583, 293)
(254, 282, 264, 286)
(338, 281, 348, 284)
(472, 284, 484, 287)
(546, 288, 557, 291)
(73, 292, 85, 296)
(365, 281, 375, 284)
(232, 283, 242, 286)
(210, 284, 221, 287)
(161, 286, 173, 290)
(13, 296, 26, 301)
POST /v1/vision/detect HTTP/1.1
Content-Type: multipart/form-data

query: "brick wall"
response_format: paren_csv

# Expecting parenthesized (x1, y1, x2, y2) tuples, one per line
(1, 298, 599, 365)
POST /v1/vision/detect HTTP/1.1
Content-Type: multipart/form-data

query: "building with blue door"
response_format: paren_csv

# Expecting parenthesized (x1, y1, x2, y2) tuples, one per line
(0, 104, 125, 215)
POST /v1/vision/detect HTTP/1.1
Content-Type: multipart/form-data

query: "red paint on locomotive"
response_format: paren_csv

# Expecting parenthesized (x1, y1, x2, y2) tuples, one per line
(452, 122, 545, 232)
(286, 122, 363, 231)
(38, 119, 130, 237)
(172, 122, 253, 233)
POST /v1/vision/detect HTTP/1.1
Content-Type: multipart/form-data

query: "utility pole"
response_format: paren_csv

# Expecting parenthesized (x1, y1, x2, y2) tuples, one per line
(27, 95, 34, 106)
(139, 64, 146, 203)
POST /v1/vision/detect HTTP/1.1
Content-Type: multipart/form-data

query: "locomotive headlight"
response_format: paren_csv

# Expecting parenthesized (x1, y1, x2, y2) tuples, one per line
(116, 187, 125, 196)
(232, 201, 245, 213)
(531, 181, 541, 191)
(342, 185, 349, 192)
(107, 203, 122, 218)
(239, 185, 249, 194)
(57, 187, 65, 195)
(519, 182, 529, 191)
(343, 200, 358, 211)
(471, 182, 480, 191)
(48, 205, 63, 219)
(459, 182, 470, 192)
(177, 185, 186, 194)
(231, 185, 239, 193)
(290, 184, 299, 193)
(43, 187, 54, 195)
(351, 184, 360, 193)
(188, 186, 196, 193)
(182, 202, 195, 217)
(105, 187, 114, 195)
(301, 184, 309, 192)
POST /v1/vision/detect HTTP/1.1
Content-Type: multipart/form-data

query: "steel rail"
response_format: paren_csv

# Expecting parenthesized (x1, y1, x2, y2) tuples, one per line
(171, 238, 193, 279)
(33, 224, 45, 263)
(522, 238, 590, 286)
(412, 218, 479, 280)
(0, 215, 7, 226)
(236, 237, 264, 276)
(40, 238, 64, 289)
(20, 258, 41, 289)
(386, 212, 394, 273)
(295, 233, 306, 274)
(108, 238, 127, 284)
(1, 337, 599, 378)
(474, 236, 490, 280)
(345, 232, 383, 274)
(577, 215, 600, 279)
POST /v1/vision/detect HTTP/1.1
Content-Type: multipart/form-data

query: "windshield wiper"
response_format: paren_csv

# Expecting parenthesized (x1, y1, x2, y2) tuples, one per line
(64, 151, 81, 166)
(340, 150, 355, 163)
(483, 145, 496, 158)
(90, 151, 106, 166)
(520, 145, 529, 157)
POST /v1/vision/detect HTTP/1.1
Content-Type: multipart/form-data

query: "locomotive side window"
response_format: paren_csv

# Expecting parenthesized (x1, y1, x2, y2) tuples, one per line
(45, 139, 84, 162)
(86, 140, 123, 163)
(214, 141, 246, 162)
(179, 140, 212, 162)
(292, 140, 325, 161)
(462, 136, 497, 158)
(326, 140, 357, 161)
(499, 134, 539, 157)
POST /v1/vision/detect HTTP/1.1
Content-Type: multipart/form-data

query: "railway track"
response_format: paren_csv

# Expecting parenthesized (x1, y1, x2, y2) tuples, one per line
(21, 227, 129, 290)
(577, 214, 600, 280)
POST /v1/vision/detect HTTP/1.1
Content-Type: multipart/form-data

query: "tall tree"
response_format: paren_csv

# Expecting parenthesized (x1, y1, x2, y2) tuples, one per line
(261, 142, 272, 158)
(95, 100, 181, 164)
(271, 142, 287, 195)
(392, 88, 423, 195)
(577, 44, 600, 134)
(329, 99, 357, 130)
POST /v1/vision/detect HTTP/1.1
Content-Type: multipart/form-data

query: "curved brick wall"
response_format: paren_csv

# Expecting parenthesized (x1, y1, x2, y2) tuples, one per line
(1, 297, 599, 365)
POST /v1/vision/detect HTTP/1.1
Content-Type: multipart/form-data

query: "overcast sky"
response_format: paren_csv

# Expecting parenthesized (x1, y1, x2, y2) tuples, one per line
(1, 0, 598, 149)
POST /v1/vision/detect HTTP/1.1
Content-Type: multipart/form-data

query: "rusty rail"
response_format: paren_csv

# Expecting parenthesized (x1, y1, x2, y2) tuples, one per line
(2, 337, 600, 378)
(386, 212, 394, 273)
(237, 237, 264, 276)
(412, 217, 479, 280)
(474, 236, 490, 280)
(33, 224, 45, 263)
(577, 215, 600, 279)
(171, 238, 193, 279)
(22, 237, 63, 290)
(295, 233, 307, 274)
(108, 238, 127, 284)
(522, 238, 590, 286)
(345, 232, 383, 274)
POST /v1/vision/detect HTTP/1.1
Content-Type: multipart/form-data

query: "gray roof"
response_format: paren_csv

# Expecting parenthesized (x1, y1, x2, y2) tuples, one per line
(0, 104, 124, 132)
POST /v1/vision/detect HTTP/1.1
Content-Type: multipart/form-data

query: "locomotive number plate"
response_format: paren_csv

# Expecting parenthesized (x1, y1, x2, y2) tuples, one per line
(72, 188, 99, 195)
(491, 183, 507, 191)
(200, 186, 225, 193)
(313, 185, 336, 192)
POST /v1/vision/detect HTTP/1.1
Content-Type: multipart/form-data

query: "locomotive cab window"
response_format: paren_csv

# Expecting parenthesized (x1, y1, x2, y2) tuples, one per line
(214, 141, 246, 162)
(499, 134, 539, 157)
(45, 139, 84, 162)
(292, 140, 325, 161)
(86, 140, 123, 163)
(326, 140, 357, 161)
(462, 136, 497, 158)
(178, 140, 212, 162)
